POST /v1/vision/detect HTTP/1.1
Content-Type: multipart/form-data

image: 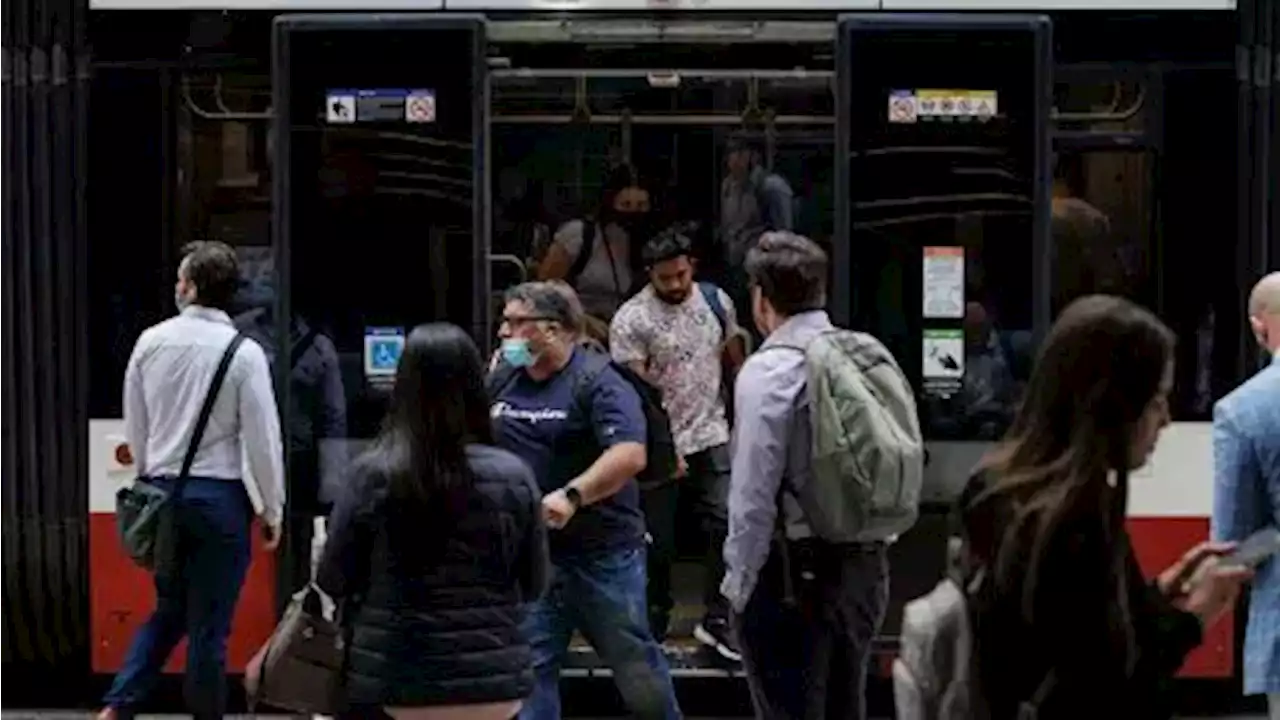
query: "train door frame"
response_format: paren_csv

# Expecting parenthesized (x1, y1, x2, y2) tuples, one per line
(270, 12, 492, 608)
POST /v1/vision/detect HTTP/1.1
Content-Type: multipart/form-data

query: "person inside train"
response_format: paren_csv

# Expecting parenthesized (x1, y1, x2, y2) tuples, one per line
(1050, 153, 1127, 317)
(718, 132, 796, 341)
(100, 241, 285, 720)
(231, 270, 348, 595)
(536, 163, 657, 329)
(609, 229, 745, 658)
(954, 294, 1253, 718)
(316, 322, 549, 720)
(489, 281, 682, 720)
(1211, 271, 1280, 717)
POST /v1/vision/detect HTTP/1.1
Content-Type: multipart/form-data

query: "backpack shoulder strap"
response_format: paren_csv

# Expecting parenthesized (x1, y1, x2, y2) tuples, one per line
(698, 282, 728, 338)
(486, 361, 521, 399)
(566, 221, 596, 285)
(178, 333, 247, 488)
(290, 327, 320, 371)
(572, 350, 612, 406)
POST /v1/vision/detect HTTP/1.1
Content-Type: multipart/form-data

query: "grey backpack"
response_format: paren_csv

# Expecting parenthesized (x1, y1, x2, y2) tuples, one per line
(779, 329, 924, 543)
(894, 538, 1057, 720)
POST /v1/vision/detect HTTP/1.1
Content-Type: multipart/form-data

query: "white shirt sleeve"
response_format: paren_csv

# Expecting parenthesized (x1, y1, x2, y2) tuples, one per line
(238, 341, 286, 527)
(123, 335, 151, 474)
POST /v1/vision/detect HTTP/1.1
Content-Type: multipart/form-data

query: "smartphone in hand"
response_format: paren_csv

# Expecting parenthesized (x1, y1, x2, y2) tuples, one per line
(1221, 527, 1280, 570)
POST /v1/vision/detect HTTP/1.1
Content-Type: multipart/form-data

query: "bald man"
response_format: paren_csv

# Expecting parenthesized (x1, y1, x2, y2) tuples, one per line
(1211, 271, 1280, 718)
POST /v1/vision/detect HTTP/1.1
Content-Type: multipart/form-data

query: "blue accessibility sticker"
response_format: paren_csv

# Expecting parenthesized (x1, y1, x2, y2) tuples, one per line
(364, 327, 405, 377)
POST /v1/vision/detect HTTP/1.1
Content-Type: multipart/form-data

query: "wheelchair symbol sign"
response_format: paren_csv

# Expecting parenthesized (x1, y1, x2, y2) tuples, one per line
(364, 327, 405, 377)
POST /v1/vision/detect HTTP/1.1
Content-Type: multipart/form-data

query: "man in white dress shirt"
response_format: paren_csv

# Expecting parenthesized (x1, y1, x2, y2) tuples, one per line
(99, 241, 285, 720)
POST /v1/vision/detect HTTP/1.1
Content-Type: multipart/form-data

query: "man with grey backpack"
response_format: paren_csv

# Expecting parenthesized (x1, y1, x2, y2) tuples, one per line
(722, 231, 924, 720)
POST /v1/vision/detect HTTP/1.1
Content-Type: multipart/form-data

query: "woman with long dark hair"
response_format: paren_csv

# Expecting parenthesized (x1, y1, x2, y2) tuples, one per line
(957, 295, 1251, 719)
(318, 323, 548, 720)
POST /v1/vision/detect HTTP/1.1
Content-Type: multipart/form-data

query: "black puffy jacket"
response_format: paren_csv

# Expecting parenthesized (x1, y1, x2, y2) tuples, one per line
(318, 444, 548, 708)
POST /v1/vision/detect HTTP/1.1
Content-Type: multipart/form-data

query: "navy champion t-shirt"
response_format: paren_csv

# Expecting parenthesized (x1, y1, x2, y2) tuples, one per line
(491, 347, 647, 558)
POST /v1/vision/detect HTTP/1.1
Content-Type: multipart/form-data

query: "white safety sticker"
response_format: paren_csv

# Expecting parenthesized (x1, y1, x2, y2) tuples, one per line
(326, 94, 356, 124)
(922, 246, 965, 320)
(923, 329, 964, 381)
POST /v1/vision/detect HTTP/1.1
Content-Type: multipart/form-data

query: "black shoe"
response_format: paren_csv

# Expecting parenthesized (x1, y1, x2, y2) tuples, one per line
(693, 617, 742, 662)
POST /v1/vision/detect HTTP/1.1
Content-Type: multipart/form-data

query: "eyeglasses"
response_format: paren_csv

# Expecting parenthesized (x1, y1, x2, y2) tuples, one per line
(500, 315, 553, 329)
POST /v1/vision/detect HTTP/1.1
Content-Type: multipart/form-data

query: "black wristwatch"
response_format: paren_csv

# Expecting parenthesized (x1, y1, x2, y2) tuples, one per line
(564, 486, 584, 509)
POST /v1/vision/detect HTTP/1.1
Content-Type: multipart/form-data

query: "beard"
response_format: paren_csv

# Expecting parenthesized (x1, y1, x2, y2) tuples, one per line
(656, 287, 691, 305)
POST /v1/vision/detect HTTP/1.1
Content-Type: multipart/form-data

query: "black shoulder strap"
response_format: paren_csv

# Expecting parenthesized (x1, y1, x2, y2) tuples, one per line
(571, 350, 612, 415)
(698, 282, 728, 338)
(289, 327, 320, 371)
(566, 221, 596, 285)
(177, 333, 247, 489)
(486, 361, 521, 399)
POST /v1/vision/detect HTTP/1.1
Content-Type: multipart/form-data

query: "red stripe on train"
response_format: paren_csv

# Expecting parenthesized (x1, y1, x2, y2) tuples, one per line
(89, 513, 277, 673)
(89, 514, 1232, 679)
(876, 517, 1234, 680)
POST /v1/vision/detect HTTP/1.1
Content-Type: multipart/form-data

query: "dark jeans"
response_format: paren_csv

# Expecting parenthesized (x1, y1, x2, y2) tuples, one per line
(519, 546, 682, 720)
(732, 538, 890, 720)
(104, 477, 253, 720)
(641, 444, 731, 637)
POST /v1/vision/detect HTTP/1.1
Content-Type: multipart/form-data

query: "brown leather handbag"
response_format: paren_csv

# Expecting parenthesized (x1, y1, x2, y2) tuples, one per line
(244, 584, 344, 715)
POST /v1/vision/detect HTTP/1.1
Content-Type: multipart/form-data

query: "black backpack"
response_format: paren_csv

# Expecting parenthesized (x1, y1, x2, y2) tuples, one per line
(487, 349, 679, 492)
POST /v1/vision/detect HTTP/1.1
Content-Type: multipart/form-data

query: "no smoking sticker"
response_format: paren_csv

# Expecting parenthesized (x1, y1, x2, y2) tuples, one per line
(888, 90, 917, 124)
(405, 91, 436, 124)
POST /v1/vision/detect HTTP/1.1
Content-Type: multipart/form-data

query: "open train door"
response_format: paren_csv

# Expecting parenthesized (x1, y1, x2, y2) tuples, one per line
(273, 15, 490, 600)
(833, 14, 1052, 644)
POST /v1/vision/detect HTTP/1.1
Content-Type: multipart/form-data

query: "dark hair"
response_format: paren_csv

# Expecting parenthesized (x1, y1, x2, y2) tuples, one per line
(642, 229, 693, 267)
(726, 131, 763, 157)
(972, 295, 1174, 667)
(598, 163, 649, 215)
(504, 281, 581, 330)
(744, 231, 827, 316)
(180, 241, 240, 311)
(378, 323, 494, 506)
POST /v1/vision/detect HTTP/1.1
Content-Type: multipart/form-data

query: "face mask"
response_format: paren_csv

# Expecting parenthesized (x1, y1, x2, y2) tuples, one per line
(612, 212, 652, 242)
(501, 338, 538, 368)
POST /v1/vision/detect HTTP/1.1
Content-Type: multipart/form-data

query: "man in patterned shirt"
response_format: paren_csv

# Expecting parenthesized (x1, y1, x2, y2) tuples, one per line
(610, 230, 746, 660)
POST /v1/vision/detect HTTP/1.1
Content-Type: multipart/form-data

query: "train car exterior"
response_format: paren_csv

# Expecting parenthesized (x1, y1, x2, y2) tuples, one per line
(0, 0, 1259, 707)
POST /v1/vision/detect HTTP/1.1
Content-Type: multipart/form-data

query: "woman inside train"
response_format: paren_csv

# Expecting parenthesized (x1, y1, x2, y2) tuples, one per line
(954, 294, 1252, 719)
(536, 162, 657, 331)
(318, 322, 549, 720)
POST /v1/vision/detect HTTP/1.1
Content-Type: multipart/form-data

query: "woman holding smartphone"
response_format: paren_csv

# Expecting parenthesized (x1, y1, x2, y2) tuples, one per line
(955, 295, 1252, 719)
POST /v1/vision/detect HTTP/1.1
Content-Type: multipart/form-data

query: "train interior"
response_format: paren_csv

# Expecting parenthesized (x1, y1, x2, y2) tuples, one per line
(86, 9, 1242, 681)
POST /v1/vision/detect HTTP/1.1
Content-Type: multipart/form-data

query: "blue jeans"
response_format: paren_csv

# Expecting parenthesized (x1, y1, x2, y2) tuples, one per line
(104, 477, 253, 720)
(519, 546, 681, 720)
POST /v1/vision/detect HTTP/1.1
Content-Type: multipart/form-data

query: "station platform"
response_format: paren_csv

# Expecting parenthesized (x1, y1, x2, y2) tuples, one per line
(0, 707, 1264, 712)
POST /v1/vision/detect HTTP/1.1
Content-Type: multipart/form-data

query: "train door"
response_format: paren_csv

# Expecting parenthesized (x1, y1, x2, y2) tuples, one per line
(273, 15, 489, 595)
(835, 14, 1053, 637)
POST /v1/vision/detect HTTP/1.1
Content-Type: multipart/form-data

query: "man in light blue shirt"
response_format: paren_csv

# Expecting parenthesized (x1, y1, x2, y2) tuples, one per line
(723, 232, 889, 720)
(1212, 271, 1280, 718)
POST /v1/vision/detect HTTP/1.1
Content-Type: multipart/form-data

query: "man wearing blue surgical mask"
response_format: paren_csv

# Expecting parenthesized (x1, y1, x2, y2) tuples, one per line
(488, 281, 681, 720)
